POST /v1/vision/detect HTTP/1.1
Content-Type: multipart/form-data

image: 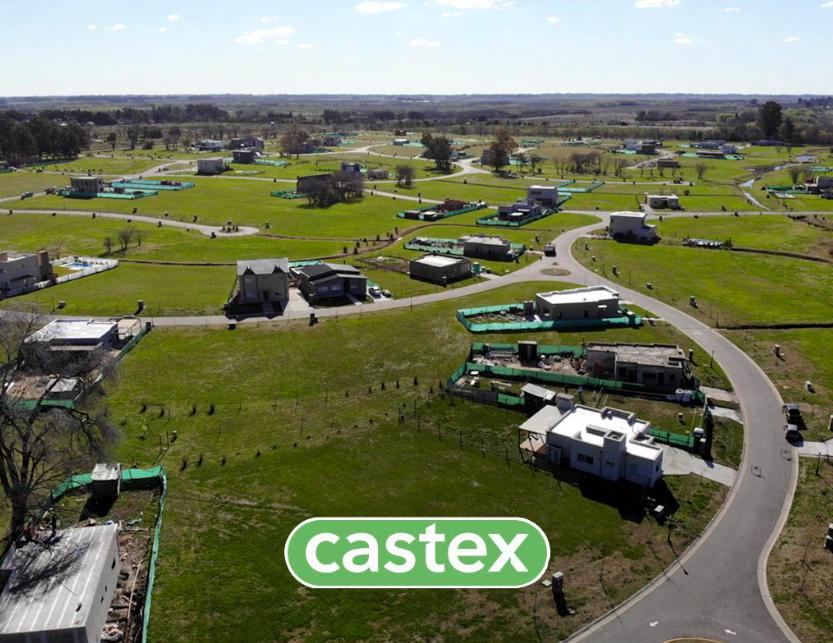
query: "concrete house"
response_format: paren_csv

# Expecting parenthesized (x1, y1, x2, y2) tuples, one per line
(0, 524, 121, 643)
(526, 185, 561, 207)
(535, 285, 621, 321)
(520, 395, 663, 487)
(609, 212, 657, 242)
(409, 254, 471, 285)
(296, 173, 334, 195)
(585, 342, 689, 392)
(24, 319, 121, 356)
(235, 258, 290, 307)
(232, 149, 257, 164)
(0, 251, 53, 296)
(460, 235, 514, 260)
(196, 158, 228, 175)
(228, 136, 264, 150)
(498, 200, 546, 223)
(70, 176, 105, 196)
(366, 168, 389, 180)
(197, 139, 224, 152)
(644, 194, 681, 210)
(294, 263, 367, 303)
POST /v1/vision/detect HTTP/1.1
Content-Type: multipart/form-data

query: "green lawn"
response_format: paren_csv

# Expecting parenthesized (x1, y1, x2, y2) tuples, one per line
(574, 239, 833, 327)
(0, 212, 351, 262)
(0, 171, 68, 198)
(21, 155, 167, 176)
(17, 179, 409, 236)
(2, 263, 233, 317)
(99, 282, 726, 641)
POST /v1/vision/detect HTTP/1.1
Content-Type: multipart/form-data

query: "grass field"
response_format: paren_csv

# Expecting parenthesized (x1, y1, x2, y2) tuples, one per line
(99, 281, 727, 641)
(0, 171, 68, 198)
(20, 156, 167, 176)
(768, 458, 833, 643)
(574, 236, 833, 327)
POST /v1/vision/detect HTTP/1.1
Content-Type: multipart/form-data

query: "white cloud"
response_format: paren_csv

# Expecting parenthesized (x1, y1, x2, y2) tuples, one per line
(673, 32, 693, 44)
(298, 43, 314, 49)
(105, 24, 127, 31)
(87, 24, 97, 31)
(545, 16, 560, 24)
(441, 11, 463, 16)
(433, 0, 514, 9)
(355, 1, 407, 13)
(782, 36, 800, 43)
(635, 0, 680, 8)
(167, 13, 180, 21)
(822, 1, 833, 7)
(721, 6, 741, 12)
(158, 26, 168, 33)
(234, 26, 295, 45)
(259, 15, 279, 23)
(410, 37, 442, 48)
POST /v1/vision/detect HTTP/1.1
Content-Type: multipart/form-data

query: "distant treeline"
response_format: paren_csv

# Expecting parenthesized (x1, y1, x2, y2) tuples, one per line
(0, 113, 88, 165)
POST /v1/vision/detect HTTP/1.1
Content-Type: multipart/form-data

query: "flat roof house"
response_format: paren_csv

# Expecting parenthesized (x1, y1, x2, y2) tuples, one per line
(585, 342, 689, 392)
(366, 168, 389, 180)
(294, 263, 367, 304)
(535, 285, 621, 321)
(197, 139, 224, 152)
(24, 319, 120, 354)
(644, 194, 681, 210)
(520, 395, 663, 487)
(0, 524, 120, 643)
(228, 136, 264, 150)
(235, 258, 290, 308)
(526, 185, 560, 207)
(296, 173, 334, 195)
(609, 212, 657, 242)
(232, 149, 257, 164)
(409, 254, 471, 285)
(69, 176, 105, 196)
(0, 251, 53, 297)
(460, 234, 514, 260)
(196, 158, 228, 175)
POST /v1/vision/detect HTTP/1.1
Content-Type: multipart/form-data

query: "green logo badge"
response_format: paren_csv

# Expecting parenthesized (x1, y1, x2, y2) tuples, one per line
(284, 517, 550, 588)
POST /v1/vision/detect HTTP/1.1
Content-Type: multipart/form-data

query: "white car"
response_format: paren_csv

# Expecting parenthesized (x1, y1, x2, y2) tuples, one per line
(368, 286, 382, 298)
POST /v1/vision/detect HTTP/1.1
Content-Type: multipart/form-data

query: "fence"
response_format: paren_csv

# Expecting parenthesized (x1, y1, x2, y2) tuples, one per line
(2, 258, 118, 299)
(464, 361, 632, 392)
(470, 341, 585, 358)
(397, 202, 486, 222)
(47, 466, 167, 643)
(475, 198, 571, 229)
(648, 428, 695, 449)
(456, 305, 642, 333)
(117, 325, 150, 362)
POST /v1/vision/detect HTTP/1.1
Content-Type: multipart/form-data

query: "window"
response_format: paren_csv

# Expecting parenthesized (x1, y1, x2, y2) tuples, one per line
(577, 453, 594, 465)
(605, 460, 616, 467)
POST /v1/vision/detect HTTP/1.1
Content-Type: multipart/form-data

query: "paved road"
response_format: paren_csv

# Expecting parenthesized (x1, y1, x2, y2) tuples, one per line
(553, 219, 799, 643)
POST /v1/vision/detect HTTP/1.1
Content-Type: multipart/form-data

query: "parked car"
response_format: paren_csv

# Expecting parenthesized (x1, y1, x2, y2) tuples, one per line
(381, 289, 391, 298)
(368, 286, 382, 298)
(543, 243, 556, 257)
(783, 403, 803, 427)
(20, 191, 34, 199)
(784, 423, 802, 442)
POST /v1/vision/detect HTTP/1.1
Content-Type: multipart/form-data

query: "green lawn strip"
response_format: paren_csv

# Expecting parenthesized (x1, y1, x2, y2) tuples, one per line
(99, 281, 725, 641)
(768, 458, 833, 643)
(17, 182, 408, 236)
(0, 212, 349, 262)
(2, 263, 233, 317)
(574, 239, 833, 327)
(21, 156, 166, 175)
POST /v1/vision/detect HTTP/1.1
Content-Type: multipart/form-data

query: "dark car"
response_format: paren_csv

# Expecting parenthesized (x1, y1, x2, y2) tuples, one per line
(783, 403, 803, 427)
(784, 423, 802, 443)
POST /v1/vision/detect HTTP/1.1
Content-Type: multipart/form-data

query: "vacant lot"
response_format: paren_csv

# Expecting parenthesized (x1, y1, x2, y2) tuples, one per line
(102, 282, 727, 641)
(768, 458, 833, 643)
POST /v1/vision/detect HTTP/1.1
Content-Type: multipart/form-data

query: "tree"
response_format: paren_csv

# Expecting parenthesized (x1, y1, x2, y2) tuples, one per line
(395, 164, 415, 187)
(420, 133, 453, 173)
(529, 153, 543, 174)
(280, 128, 311, 158)
(126, 126, 142, 150)
(116, 227, 136, 252)
(103, 236, 113, 255)
(695, 162, 708, 181)
(780, 116, 797, 144)
(105, 132, 118, 151)
(788, 165, 802, 185)
(488, 128, 516, 174)
(757, 101, 783, 139)
(0, 308, 115, 540)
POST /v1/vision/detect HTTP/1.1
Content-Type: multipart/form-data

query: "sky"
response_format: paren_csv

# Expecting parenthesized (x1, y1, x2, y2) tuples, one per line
(1, 0, 831, 96)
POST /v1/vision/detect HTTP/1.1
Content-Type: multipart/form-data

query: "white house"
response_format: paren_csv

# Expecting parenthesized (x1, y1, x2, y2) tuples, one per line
(609, 212, 657, 242)
(196, 158, 228, 175)
(535, 285, 621, 320)
(644, 194, 681, 210)
(519, 394, 663, 487)
(409, 254, 471, 284)
(0, 251, 53, 296)
(0, 524, 121, 643)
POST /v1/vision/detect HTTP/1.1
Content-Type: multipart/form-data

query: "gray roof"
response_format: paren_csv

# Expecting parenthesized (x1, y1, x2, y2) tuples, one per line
(0, 525, 118, 636)
(296, 262, 363, 281)
(521, 383, 557, 401)
(236, 258, 290, 277)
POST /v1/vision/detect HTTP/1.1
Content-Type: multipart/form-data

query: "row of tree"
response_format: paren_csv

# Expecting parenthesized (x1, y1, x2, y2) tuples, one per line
(0, 113, 88, 165)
